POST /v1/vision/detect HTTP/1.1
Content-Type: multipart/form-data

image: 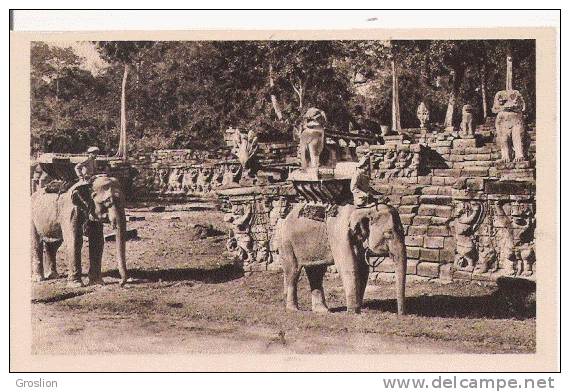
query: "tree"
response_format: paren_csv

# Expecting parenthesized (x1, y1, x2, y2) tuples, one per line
(95, 41, 154, 159)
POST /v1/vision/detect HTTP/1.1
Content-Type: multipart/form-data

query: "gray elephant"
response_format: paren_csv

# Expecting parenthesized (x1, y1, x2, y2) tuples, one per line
(31, 175, 128, 287)
(276, 203, 407, 315)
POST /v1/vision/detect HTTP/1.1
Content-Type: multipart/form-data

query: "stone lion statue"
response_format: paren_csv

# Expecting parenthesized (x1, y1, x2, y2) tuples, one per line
(298, 107, 327, 170)
(492, 90, 527, 162)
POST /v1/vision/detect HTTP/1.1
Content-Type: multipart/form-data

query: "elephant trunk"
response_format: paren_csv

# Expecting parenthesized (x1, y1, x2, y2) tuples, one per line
(108, 204, 128, 285)
(389, 235, 407, 315)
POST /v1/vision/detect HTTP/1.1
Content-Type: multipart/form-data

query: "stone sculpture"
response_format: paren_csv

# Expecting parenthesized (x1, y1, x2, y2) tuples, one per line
(298, 107, 327, 170)
(492, 90, 527, 162)
(416, 102, 429, 130)
(224, 204, 254, 263)
(492, 200, 535, 276)
(275, 203, 407, 314)
(451, 201, 483, 272)
(230, 129, 259, 175)
(31, 175, 128, 287)
(182, 168, 200, 194)
(460, 104, 475, 137)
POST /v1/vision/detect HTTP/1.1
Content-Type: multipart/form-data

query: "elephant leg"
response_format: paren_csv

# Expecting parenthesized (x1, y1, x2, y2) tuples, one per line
(44, 241, 61, 279)
(389, 236, 407, 316)
(334, 248, 360, 314)
(356, 257, 369, 308)
(63, 217, 84, 287)
(87, 221, 105, 285)
(305, 264, 329, 313)
(281, 244, 301, 311)
(31, 224, 45, 282)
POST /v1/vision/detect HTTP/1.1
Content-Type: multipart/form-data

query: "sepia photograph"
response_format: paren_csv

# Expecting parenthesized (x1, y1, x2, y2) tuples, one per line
(9, 15, 559, 373)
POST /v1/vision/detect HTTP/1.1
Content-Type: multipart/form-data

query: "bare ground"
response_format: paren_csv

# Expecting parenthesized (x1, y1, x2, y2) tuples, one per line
(31, 208, 536, 355)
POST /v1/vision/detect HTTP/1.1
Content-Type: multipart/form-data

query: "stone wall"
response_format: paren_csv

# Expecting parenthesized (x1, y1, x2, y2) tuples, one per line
(219, 121, 536, 284)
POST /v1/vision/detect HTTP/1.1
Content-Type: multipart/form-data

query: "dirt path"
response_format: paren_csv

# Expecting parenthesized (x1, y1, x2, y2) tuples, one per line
(33, 302, 464, 355)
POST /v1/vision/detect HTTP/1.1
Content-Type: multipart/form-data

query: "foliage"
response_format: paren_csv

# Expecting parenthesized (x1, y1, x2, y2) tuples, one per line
(30, 39, 536, 156)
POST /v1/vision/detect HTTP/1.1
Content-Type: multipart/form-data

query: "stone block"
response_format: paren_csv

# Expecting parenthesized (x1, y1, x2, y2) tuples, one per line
(433, 168, 462, 177)
(417, 204, 435, 216)
(408, 225, 428, 235)
(424, 236, 444, 249)
(452, 138, 477, 148)
(406, 259, 419, 275)
(439, 263, 453, 282)
(405, 235, 424, 247)
(422, 186, 440, 195)
(406, 247, 420, 259)
(452, 270, 473, 281)
(420, 248, 440, 262)
(412, 215, 431, 225)
(427, 225, 450, 236)
(439, 249, 455, 263)
(417, 176, 433, 185)
(431, 176, 446, 185)
(443, 236, 456, 251)
(417, 262, 440, 278)
(419, 195, 452, 205)
(433, 205, 454, 218)
(461, 167, 489, 177)
(448, 154, 464, 162)
(400, 214, 415, 225)
(401, 195, 419, 205)
(431, 216, 451, 225)
(387, 194, 402, 204)
(399, 205, 418, 214)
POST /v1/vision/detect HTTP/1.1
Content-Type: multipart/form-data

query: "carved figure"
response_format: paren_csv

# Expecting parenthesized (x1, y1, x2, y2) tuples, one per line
(231, 129, 259, 174)
(460, 104, 474, 137)
(166, 168, 184, 193)
(157, 168, 169, 193)
(196, 168, 213, 193)
(492, 90, 527, 162)
(224, 204, 254, 263)
(452, 201, 483, 272)
(31, 175, 128, 286)
(416, 102, 429, 129)
(182, 168, 200, 194)
(492, 201, 535, 276)
(299, 107, 327, 170)
(221, 164, 242, 187)
(275, 203, 407, 314)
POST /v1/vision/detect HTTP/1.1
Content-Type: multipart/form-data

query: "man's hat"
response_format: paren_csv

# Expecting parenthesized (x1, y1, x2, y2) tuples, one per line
(87, 146, 100, 154)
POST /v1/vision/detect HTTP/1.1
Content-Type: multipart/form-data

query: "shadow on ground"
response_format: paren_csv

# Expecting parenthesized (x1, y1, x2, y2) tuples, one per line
(103, 263, 244, 284)
(357, 278, 536, 320)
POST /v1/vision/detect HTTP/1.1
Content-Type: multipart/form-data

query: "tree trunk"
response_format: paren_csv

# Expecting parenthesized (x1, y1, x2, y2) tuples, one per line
(443, 66, 465, 130)
(116, 63, 129, 160)
(269, 63, 283, 120)
(391, 59, 402, 133)
(480, 64, 488, 119)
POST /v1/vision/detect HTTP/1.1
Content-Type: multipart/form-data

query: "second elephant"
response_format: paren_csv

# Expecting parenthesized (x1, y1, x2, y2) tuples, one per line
(276, 203, 407, 315)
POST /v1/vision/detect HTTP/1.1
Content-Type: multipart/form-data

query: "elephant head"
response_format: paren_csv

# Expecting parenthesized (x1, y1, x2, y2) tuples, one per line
(88, 175, 128, 285)
(348, 204, 407, 314)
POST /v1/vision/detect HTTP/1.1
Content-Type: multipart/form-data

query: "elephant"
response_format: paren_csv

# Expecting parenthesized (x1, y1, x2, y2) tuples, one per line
(31, 175, 128, 287)
(276, 202, 407, 315)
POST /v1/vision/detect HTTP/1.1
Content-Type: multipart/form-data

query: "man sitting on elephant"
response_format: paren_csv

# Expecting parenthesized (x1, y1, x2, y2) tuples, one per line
(351, 154, 385, 208)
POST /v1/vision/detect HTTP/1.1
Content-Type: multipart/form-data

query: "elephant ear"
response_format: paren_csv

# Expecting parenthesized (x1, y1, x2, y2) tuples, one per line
(349, 210, 370, 243)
